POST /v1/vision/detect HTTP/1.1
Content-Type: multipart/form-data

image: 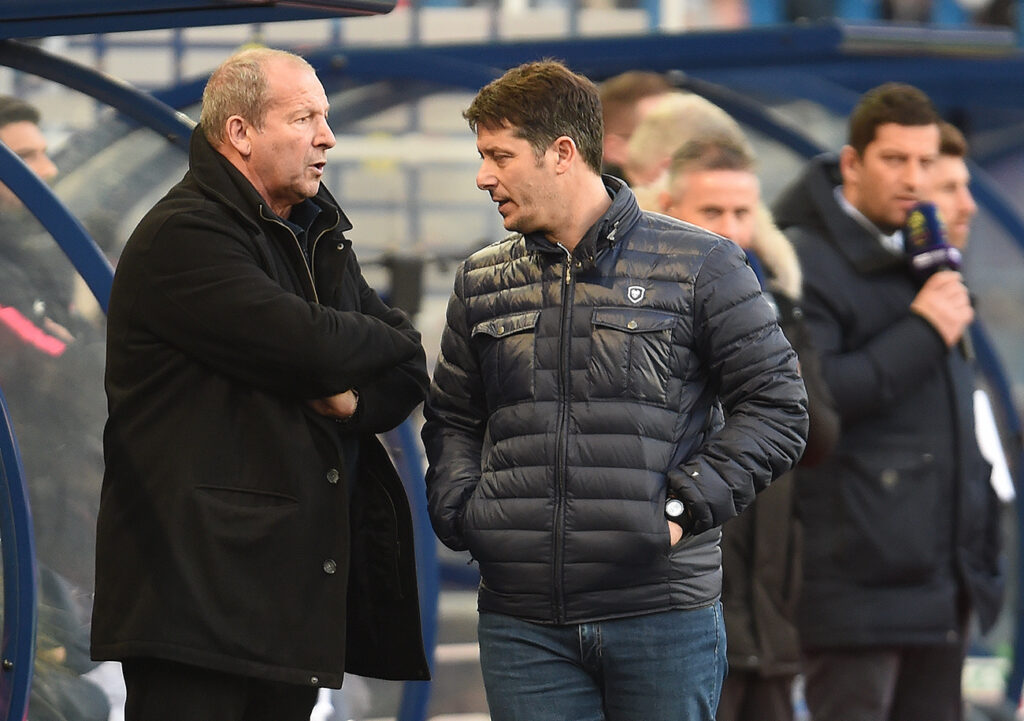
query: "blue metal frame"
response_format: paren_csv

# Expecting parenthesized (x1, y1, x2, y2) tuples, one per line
(0, 40, 195, 152)
(0, 143, 114, 313)
(0, 389, 37, 721)
(385, 421, 439, 721)
(0, 0, 395, 40)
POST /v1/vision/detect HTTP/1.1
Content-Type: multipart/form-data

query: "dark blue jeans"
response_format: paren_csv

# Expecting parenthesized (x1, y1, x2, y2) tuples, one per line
(478, 604, 727, 721)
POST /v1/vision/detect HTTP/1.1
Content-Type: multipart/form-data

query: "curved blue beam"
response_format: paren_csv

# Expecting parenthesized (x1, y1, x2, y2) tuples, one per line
(384, 420, 439, 721)
(0, 388, 37, 721)
(0, 39, 194, 152)
(0, 143, 114, 311)
(671, 75, 828, 160)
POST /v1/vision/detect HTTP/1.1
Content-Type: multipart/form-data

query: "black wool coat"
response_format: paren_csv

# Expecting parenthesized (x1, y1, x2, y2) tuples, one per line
(772, 155, 1004, 649)
(91, 129, 430, 687)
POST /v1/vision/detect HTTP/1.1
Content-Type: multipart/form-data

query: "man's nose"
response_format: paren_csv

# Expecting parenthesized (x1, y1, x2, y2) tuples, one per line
(476, 161, 495, 190)
(317, 119, 336, 149)
(33, 154, 57, 182)
(904, 161, 927, 189)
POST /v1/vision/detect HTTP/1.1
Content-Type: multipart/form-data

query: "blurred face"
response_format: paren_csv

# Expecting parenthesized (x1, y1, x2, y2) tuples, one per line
(475, 123, 560, 237)
(603, 92, 668, 171)
(841, 122, 939, 232)
(0, 119, 58, 209)
(245, 58, 335, 218)
(929, 154, 976, 249)
(661, 168, 759, 249)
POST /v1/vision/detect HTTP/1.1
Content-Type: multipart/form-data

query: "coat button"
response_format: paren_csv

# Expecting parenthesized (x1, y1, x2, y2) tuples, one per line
(310, 676, 319, 685)
(326, 468, 340, 484)
(323, 559, 337, 575)
(880, 469, 899, 489)
(627, 320, 638, 330)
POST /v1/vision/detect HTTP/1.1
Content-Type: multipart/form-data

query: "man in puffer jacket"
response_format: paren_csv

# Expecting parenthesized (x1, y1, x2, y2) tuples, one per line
(422, 60, 809, 721)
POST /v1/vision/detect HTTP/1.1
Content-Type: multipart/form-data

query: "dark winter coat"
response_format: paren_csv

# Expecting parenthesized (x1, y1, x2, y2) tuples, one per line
(772, 154, 1004, 649)
(422, 178, 808, 625)
(91, 129, 430, 688)
(719, 218, 839, 677)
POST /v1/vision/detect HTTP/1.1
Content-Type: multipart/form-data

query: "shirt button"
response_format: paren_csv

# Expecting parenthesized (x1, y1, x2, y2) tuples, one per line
(323, 559, 337, 575)
(326, 468, 340, 484)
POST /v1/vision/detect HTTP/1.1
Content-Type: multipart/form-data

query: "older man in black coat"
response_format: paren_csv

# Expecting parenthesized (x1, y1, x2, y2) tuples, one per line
(91, 48, 429, 721)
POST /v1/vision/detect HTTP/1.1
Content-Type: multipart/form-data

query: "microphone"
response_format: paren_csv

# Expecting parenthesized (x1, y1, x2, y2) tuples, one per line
(902, 201, 973, 359)
(903, 201, 963, 284)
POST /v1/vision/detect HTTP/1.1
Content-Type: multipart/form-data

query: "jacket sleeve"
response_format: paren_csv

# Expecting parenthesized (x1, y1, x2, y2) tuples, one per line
(123, 207, 422, 400)
(420, 265, 487, 551)
(775, 294, 840, 467)
(790, 227, 949, 424)
(338, 259, 428, 435)
(667, 240, 809, 534)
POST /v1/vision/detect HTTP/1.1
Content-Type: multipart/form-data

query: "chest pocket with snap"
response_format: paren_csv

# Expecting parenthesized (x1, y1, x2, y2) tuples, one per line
(471, 310, 540, 409)
(589, 307, 679, 405)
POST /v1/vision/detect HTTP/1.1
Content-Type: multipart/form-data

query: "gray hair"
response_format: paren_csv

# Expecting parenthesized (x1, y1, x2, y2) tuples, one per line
(199, 47, 314, 146)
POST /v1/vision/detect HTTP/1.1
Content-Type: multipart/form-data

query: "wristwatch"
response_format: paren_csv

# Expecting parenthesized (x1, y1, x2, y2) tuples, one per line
(665, 496, 686, 522)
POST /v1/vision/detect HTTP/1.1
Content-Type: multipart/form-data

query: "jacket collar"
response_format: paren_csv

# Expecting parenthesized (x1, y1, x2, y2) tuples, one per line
(773, 153, 903, 274)
(524, 175, 642, 266)
(186, 128, 353, 237)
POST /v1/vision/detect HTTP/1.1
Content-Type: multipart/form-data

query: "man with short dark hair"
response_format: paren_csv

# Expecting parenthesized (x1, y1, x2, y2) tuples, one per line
(773, 82, 1003, 721)
(598, 70, 672, 179)
(91, 47, 430, 721)
(423, 59, 808, 721)
(931, 121, 976, 250)
(0, 94, 58, 209)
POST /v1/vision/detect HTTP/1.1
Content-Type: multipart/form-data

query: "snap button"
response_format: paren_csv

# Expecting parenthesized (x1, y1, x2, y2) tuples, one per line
(310, 676, 319, 685)
(326, 468, 340, 484)
(880, 469, 899, 489)
(498, 325, 505, 334)
(323, 559, 337, 575)
(627, 320, 638, 330)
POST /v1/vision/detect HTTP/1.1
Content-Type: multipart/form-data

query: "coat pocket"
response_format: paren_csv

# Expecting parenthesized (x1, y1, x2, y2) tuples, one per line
(588, 307, 679, 405)
(836, 450, 944, 586)
(471, 310, 540, 410)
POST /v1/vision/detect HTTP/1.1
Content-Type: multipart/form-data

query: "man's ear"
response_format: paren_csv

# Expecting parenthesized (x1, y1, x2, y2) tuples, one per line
(657, 189, 672, 214)
(838, 144, 859, 185)
(553, 136, 577, 173)
(225, 115, 252, 157)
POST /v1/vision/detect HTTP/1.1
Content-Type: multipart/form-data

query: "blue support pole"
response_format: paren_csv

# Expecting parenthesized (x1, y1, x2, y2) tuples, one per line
(0, 39, 194, 152)
(385, 420, 439, 721)
(0, 388, 38, 721)
(0, 143, 114, 312)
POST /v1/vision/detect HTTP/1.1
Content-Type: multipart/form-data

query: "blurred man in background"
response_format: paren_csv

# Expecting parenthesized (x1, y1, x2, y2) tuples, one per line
(660, 134, 838, 721)
(773, 82, 1003, 721)
(598, 70, 671, 179)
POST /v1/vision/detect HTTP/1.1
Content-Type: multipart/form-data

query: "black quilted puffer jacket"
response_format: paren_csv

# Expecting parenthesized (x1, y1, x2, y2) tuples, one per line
(422, 178, 808, 624)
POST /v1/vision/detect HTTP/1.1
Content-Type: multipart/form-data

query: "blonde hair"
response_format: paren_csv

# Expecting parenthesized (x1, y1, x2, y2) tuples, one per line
(626, 93, 749, 187)
(199, 47, 314, 146)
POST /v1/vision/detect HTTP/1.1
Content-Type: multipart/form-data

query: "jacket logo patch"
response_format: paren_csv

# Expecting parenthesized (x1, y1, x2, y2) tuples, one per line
(627, 285, 646, 304)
